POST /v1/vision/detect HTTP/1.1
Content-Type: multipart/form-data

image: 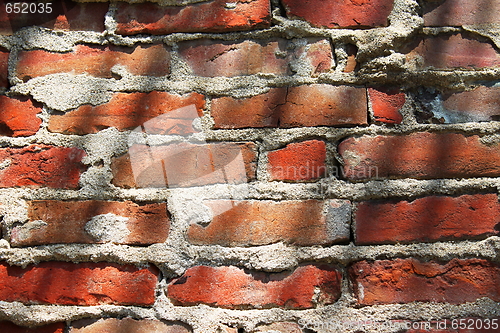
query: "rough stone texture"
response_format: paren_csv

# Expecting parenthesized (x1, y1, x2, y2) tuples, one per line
(0, 96, 42, 136)
(423, 0, 500, 26)
(0, 262, 159, 306)
(16, 44, 170, 81)
(70, 318, 190, 333)
(339, 132, 500, 180)
(111, 142, 257, 188)
(178, 38, 332, 77)
(267, 140, 327, 181)
(187, 199, 350, 246)
(11, 200, 169, 246)
(281, 0, 395, 28)
(350, 258, 500, 305)
(116, 0, 270, 35)
(0, 322, 64, 333)
(167, 265, 342, 309)
(253, 322, 303, 332)
(48, 92, 205, 135)
(355, 194, 500, 245)
(368, 87, 405, 124)
(406, 33, 500, 69)
(0, 145, 86, 188)
(212, 85, 367, 128)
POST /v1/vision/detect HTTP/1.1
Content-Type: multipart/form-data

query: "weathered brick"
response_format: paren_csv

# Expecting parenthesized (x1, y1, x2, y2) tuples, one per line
(0, 322, 64, 333)
(187, 199, 351, 246)
(423, 0, 500, 26)
(355, 194, 500, 245)
(0, 144, 86, 188)
(368, 87, 405, 124)
(212, 85, 367, 129)
(267, 140, 326, 181)
(0, 48, 8, 87)
(178, 38, 332, 77)
(48, 92, 205, 135)
(116, 0, 270, 35)
(70, 318, 190, 333)
(111, 142, 257, 188)
(338, 132, 500, 181)
(16, 44, 170, 81)
(167, 265, 342, 309)
(0, 261, 158, 305)
(440, 86, 500, 123)
(350, 259, 500, 305)
(405, 33, 500, 69)
(0, 96, 42, 136)
(0, 1, 108, 34)
(11, 200, 169, 246)
(253, 322, 303, 332)
(281, 0, 395, 28)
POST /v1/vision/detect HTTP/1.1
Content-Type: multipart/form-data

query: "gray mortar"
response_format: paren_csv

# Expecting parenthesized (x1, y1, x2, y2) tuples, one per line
(0, 0, 499, 330)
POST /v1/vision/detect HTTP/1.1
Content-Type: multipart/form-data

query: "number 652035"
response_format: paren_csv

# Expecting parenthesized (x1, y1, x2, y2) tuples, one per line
(5, 2, 52, 14)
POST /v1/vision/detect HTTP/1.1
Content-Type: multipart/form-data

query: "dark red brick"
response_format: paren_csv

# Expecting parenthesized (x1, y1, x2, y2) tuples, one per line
(11, 200, 169, 246)
(168, 265, 342, 309)
(0, 96, 42, 136)
(70, 318, 190, 333)
(111, 142, 257, 188)
(338, 132, 500, 180)
(0, 261, 158, 305)
(355, 194, 500, 245)
(0, 48, 8, 87)
(116, 0, 270, 35)
(368, 87, 405, 124)
(0, 322, 64, 333)
(281, 0, 395, 28)
(350, 258, 500, 305)
(0, 144, 86, 188)
(187, 199, 351, 246)
(48, 92, 205, 135)
(423, 0, 500, 26)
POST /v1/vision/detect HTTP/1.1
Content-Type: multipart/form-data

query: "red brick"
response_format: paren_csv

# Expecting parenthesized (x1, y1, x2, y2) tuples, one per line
(0, 322, 64, 333)
(48, 91, 205, 135)
(11, 200, 169, 246)
(0, 144, 86, 188)
(70, 318, 190, 333)
(423, 0, 500, 26)
(0, 1, 108, 34)
(16, 44, 170, 81)
(440, 86, 500, 122)
(406, 33, 500, 69)
(349, 259, 500, 305)
(368, 87, 405, 124)
(338, 132, 500, 181)
(187, 199, 350, 246)
(116, 0, 270, 35)
(355, 193, 500, 245)
(267, 140, 326, 181)
(0, 96, 42, 136)
(167, 265, 341, 309)
(0, 48, 8, 87)
(281, 0, 395, 28)
(111, 142, 257, 188)
(211, 85, 367, 129)
(0, 261, 158, 305)
(178, 38, 332, 77)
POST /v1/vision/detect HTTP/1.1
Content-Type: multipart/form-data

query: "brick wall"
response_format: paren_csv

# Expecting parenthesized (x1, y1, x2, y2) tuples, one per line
(0, 0, 499, 332)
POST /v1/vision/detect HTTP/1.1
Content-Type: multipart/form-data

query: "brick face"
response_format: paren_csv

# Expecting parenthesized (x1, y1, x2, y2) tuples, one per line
(178, 38, 332, 77)
(48, 92, 205, 135)
(0, 262, 159, 306)
(350, 259, 500, 305)
(187, 199, 351, 246)
(11, 200, 170, 246)
(16, 44, 170, 81)
(338, 132, 500, 181)
(115, 0, 270, 35)
(111, 142, 257, 188)
(355, 194, 500, 245)
(440, 86, 500, 122)
(70, 318, 190, 333)
(0, 48, 8, 88)
(0, 322, 64, 333)
(0, 96, 42, 136)
(167, 265, 342, 309)
(212, 85, 367, 129)
(423, 0, 500, 26)
(368, 87, 405, 124)
(281, 0, 395, 28)
(0, 145, 86, 189)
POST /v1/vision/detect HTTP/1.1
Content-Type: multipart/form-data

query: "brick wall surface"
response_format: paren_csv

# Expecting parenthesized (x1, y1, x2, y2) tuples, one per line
(0, 0, 499, 332)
